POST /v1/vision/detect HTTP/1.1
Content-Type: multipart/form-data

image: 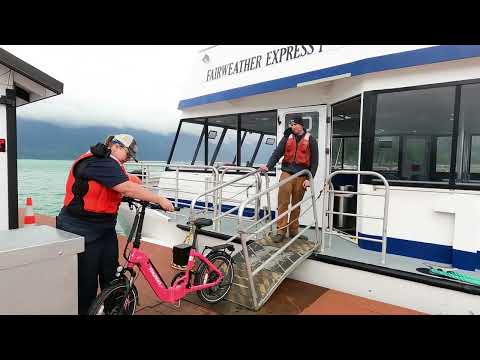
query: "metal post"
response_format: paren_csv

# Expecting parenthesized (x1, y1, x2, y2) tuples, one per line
(175, 168, 179, 208)
(213, 170, 219, 231)
(254, 175, 261, 240)
(381, 184, 390, 265)
(204, 175, 209, 216)
(320, 182, 327, 253)
(147, 165, 151, 188)
(328, 186, 334, 249)
(240, 230, 258, 309)
(308, 173, 321, 249)
(218, 174, 223, 230)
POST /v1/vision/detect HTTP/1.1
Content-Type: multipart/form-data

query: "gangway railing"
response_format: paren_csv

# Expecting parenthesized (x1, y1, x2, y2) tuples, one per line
(237, 169, 320, 310)
(125, 162, 271, 233)
(190, 168, 268, 233)
(215, 166, 271, 231)
(320, 170, 390, 265)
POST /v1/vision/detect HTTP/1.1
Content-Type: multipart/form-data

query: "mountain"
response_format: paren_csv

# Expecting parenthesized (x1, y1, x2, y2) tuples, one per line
(16, 118, 198, 161)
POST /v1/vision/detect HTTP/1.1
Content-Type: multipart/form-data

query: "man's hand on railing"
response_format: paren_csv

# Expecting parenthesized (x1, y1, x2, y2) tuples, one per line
(259, 165, 269, 173)
(303, 179, 311, 189)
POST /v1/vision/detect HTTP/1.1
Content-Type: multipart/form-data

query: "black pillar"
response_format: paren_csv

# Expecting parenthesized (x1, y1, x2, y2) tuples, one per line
(5, 89, 18, 229)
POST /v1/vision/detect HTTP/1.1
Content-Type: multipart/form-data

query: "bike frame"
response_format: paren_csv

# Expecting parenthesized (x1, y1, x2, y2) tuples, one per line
(126, 247, 224, 304)
(118, 197, 229, 305)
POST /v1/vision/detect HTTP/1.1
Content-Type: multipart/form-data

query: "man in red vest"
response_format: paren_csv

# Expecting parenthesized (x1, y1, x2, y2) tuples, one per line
(56, 134, 174, 314)
(260, 117, 319, 243)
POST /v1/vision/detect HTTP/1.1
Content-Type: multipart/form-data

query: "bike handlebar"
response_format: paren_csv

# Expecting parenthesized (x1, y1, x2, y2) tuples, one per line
(122, 197, 181, 212)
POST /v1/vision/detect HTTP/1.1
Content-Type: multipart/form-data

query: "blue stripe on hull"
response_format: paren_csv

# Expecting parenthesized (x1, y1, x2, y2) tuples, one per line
(358, 232, 479, 271)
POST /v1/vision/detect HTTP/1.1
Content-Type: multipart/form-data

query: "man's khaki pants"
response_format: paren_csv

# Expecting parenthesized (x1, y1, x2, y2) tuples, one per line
(277, 171, 307, 236)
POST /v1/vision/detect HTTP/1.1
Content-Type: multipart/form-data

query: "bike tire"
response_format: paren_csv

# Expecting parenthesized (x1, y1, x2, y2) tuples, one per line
(88, 281, 138, 315)
(194, 252, 234, 304)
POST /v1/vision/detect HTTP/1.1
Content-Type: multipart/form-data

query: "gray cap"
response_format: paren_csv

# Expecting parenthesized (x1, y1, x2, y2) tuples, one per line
(110, 134, 138, 162)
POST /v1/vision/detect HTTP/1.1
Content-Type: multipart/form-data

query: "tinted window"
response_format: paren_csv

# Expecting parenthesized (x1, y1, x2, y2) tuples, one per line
(170, 119, 205, 164)
(373, 87, 455, 182)
(207, 115, 237, 166)
(240, 111, 276, 167)
(456, 83, 480, 183)
(331, 96, 361, 171)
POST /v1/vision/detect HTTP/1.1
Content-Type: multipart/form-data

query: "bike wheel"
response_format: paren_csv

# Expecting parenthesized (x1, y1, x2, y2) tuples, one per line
(194, 252, 234, 304)
(88, 282, 138, 315)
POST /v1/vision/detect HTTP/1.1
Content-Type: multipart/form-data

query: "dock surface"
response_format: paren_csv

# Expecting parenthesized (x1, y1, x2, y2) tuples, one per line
(19, 209, 423, 315)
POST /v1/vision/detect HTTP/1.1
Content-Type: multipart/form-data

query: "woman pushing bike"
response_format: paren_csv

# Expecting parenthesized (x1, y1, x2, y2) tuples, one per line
(88, 197, 235, 315)
(56, 134, 174, 315)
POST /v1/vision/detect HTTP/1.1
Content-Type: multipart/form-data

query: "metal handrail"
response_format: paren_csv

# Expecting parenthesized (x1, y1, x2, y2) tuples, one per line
(127, 162, 268, 233)
(127, 162, 220, 218)
(237, 169, 321, 309)
(321, 170, 390, 265)
(190, 169, 262, 228)
(217, 166, 262, 228)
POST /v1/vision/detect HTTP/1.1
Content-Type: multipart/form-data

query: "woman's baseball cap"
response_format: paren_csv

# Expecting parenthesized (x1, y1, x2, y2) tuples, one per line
(109, 134, 138, 162)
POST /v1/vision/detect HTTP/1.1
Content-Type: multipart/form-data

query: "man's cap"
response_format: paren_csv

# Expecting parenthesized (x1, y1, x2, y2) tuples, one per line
(290, 116, 305, 128)
(110, 134, 138, 162)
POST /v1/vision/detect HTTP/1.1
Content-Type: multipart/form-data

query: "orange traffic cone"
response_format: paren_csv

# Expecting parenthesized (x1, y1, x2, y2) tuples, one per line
(24, 197, 36, 227)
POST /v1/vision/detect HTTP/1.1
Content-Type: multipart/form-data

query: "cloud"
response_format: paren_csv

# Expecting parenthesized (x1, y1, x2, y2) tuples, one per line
(1, 45, 207, 134)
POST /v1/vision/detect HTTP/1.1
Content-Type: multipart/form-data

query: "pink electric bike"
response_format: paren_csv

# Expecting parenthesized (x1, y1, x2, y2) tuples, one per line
(88, 197, 235, 315)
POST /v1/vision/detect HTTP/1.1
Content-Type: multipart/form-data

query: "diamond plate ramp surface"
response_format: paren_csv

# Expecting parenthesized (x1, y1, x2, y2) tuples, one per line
(225, 234, 317, 310)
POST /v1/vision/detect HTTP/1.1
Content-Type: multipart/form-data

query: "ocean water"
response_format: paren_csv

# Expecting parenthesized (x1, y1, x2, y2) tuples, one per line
(18, 159, 72, 217)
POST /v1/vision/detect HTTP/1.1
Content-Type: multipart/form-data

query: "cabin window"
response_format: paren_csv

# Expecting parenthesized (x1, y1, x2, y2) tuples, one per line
(373, 136, 399, 176)
(170, 111, 277, 170)
(456, 83, 480, 183)
(331, 96, 361, 170)
(169, 119, 206, 164)
(240, 111, 277, 167)
(371, 86, 455, 182)
(207, 115, 238, 166)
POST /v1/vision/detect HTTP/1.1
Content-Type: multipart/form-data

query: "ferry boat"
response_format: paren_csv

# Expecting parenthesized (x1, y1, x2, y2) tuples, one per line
(117, 45, 480, 314)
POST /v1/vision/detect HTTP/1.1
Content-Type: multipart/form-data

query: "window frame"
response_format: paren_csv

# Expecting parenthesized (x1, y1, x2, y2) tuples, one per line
(468, 134, 480, 181)
(361, 77, 480, 190)
(331, 135, 359, 171)
(166, 110, 278, 175)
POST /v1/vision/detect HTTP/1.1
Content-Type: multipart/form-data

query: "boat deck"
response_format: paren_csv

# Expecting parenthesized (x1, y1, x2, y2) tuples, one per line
(21, 209, 423, 315)
(161, 207, 480, 282)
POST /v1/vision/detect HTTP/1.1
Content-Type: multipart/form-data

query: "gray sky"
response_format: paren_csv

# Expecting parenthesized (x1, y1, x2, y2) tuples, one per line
(1, 45, 207, 134)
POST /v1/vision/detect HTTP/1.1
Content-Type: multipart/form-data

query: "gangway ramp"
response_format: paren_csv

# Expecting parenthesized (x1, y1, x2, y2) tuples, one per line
(223, 169, 320, 311)
(226, 233, 317, 310)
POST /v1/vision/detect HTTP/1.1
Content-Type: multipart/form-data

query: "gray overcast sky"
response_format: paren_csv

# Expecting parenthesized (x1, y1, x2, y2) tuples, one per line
(1, 45, 207, 134)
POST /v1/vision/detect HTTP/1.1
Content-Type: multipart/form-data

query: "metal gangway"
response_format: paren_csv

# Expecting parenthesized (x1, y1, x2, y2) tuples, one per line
(189, 168, 320, 311)
(320, 170, 390, 264)
(126, 162, 390, 309)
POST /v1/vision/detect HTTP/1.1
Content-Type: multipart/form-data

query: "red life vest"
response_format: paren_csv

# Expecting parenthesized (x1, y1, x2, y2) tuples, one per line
(282, 133, 311, 167)
(63, 152, 128, 220)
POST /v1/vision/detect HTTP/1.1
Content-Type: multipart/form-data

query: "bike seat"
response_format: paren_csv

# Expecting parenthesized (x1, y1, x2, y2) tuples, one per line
(194, 218, 213, 229)
(205, 243, 235, 252)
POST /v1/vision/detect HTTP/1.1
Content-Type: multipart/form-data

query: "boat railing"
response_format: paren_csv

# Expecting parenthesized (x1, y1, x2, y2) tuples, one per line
(125, 161, 219, 217)
(320, 170, 390, 265)
(125, 162, 272, 233)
